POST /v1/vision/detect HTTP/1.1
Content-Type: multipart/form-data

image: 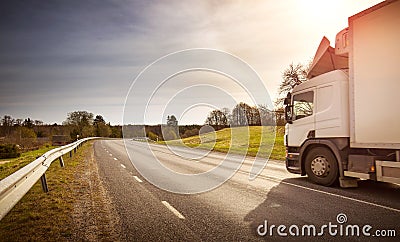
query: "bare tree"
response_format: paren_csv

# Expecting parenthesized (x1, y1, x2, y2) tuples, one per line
(164, 115, 178, 140)
(34, 120, 43, 126)
(250, 106, 261, 126)
(1, 115, 14, 127)
(167, 115, 178, 126)
(274, 108, 285, 126)
(205, 109, 228, 126)
(1, 115, 14, 136)
(23, 118, 34, 128)
(232, 103, 252, 126)
(221, 108, 231, 125)
(15, 119, 23, 126)
(276, 62, 310, 107)
(258, 105, 275, 126)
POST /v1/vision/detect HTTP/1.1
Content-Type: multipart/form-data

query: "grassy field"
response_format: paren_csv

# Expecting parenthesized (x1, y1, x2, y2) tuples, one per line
(162, 126, 286, 160)
(0, 145, 56, 180)
(0, 142, 93, 241)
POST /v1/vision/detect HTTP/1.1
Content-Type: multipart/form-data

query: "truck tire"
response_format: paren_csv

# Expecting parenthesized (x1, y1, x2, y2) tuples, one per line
(305, 147, 339, 186)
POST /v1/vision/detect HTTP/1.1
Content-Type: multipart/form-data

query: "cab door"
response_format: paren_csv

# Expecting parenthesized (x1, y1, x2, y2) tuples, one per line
(287, 89, 315, 147)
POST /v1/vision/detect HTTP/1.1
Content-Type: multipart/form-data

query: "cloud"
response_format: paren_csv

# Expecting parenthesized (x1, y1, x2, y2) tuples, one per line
(0, 0, 383, 124)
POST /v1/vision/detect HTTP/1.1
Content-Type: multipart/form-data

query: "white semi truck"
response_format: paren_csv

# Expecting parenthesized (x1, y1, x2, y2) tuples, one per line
(283, 0, 400, 187)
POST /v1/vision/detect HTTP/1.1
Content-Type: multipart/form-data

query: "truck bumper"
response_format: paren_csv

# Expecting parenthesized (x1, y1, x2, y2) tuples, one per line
(286, 150, 302, 174)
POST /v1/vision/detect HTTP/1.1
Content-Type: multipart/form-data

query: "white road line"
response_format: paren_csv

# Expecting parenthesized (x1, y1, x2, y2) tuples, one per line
(162, 201, 185, 219)
(280, 180, 400, 213)
(113, 157, 118, 161)
(237, 169, 400, 213)
(120, 164, 126, 169)
(258, 172, 400, 213)
(133, 176, 143, 183)
(109, 153, 112, 156)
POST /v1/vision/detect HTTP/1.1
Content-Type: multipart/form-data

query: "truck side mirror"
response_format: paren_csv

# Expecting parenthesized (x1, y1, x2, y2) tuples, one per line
(285, 105, 293, 124)
(284, 93, 291, 105)
(284, 97, 290, 105)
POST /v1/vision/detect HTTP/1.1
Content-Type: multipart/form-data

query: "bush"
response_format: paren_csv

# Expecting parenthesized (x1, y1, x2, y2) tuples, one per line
(147, 131, 158, 141)
(181, 128, 199, 138)
(19, 127, 37, 139)
(0, 144, 21, 159)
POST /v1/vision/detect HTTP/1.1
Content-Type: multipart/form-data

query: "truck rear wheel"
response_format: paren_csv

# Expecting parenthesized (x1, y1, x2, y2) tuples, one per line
(305, 147, 338, 186)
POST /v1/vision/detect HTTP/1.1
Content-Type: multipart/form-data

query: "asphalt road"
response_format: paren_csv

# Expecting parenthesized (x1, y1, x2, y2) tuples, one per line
(94, 139, 400, 241)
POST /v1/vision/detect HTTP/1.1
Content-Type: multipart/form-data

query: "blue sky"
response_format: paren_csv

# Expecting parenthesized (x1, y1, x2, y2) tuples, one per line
(0, 0, 382, 125)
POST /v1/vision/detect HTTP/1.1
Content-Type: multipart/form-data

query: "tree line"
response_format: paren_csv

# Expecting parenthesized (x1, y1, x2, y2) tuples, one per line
(0, 111, 122, 147)
(204, 103, 284, 127)
(202, 62, 310, 128)
(62, 111, 121, 138)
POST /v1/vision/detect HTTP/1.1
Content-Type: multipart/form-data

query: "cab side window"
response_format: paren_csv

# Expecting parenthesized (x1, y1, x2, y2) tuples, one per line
(293, 91, 314, 120)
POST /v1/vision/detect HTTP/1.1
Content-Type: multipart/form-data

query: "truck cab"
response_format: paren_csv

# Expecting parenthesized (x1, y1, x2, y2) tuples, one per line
(285, 70, 349, 149)
(283, 0, 400, 187)
(284, 70, 350, 186)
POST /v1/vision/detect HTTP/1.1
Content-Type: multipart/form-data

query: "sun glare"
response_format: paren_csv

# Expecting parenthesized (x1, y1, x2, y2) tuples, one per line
(294, 0, 383, 42)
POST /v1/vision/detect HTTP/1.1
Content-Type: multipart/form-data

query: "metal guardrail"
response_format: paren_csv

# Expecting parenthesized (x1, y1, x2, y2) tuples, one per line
(132, 136, 150, 141)
(0, 137, 97, 220)
(132, 137, 156, 142)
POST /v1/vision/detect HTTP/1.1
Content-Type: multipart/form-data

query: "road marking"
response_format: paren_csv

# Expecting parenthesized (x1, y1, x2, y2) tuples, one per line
(133, 176, 143, 183)
(281, 180, 400, 213)
(257, 172, 400, 213)
(235, 168, 400, 213)
(120, 164, 126, 169)
(109, 153, 112, 156)
(113, 158, 118, 161)
(162, 201, 185, 219)
(129, 142, 400, 213)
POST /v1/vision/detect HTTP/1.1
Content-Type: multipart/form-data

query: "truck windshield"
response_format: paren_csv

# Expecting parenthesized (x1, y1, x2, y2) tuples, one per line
(293, 91, 314, 120)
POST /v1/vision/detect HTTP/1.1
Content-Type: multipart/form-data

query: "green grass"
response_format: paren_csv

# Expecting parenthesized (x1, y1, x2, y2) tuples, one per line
(0, 145, 56, 180)
(162, 126, 286, 160)
(0, 142, 93, 241)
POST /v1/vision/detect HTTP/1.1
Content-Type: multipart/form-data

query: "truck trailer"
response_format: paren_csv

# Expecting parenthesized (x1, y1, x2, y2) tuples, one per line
(283, 0, 400, 187)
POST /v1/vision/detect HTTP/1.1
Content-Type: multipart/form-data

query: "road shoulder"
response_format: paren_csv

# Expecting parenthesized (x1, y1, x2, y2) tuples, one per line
(71, 142, 122, 241)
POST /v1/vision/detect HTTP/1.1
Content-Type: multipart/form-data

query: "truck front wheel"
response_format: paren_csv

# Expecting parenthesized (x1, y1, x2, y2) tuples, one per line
(305, 147, 338, 186)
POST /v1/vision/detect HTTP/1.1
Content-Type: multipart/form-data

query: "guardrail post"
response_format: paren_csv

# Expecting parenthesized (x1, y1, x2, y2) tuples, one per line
(0, 137, 94, 220)
(74, 147, 77, 153)
(40, 174, 49, 193)
(59, 156, 64, 167)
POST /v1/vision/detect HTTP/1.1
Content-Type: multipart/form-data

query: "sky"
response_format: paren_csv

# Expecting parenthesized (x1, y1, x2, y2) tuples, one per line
(0, 0, 383, 125)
